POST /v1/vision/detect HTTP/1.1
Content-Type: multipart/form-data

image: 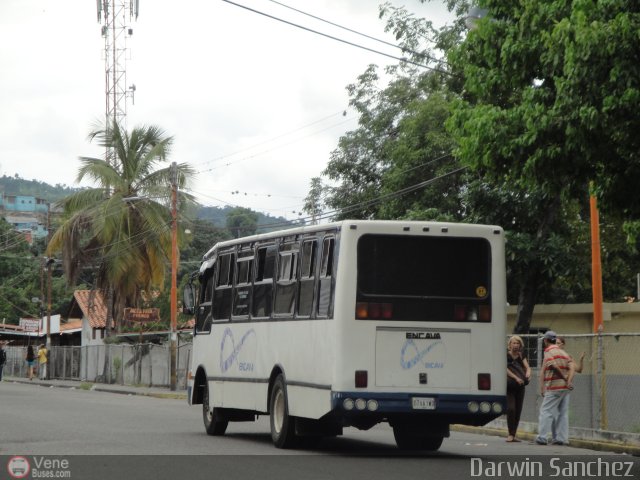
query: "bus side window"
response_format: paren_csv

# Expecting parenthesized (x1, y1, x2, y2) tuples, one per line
(213, 252, 234, 321)
(252, 244, 276, 318)
(297, 239, 317, 317)
(318, 237, 335, 317)
(274, 245, 298, 316)
(195, 267, 214, 333)
(233, 251, 253, 318)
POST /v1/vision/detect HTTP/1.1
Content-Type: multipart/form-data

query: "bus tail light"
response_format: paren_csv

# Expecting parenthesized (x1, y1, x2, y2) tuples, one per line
(478, 373, 491, 390)
(479, 305, 491, 322)
(355, 302, 393, 320)
(355, 370, 368, 388)
(454, 305, 491, 322)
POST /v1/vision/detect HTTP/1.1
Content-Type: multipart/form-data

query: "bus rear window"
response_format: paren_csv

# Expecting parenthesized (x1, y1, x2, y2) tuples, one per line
(357, 234, 491, 321)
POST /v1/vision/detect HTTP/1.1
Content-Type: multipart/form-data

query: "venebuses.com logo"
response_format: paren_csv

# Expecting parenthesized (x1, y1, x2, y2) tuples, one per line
(6, 456, 72, 479)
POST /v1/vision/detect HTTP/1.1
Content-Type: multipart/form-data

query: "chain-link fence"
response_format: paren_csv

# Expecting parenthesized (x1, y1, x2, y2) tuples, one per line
(515, 332, 640, 434)
(4, 341, 193, 390)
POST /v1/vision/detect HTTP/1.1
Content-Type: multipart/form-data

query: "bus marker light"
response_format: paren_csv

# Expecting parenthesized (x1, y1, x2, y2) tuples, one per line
(355, 370, 368, 388)
(355, 302, 368, 319)
(467, 307, 478, 321)
(355, 398, 367, 410)
(479, 305, 491, 322)
(343, 398, 355, 410)
(367, 399, 379, 411)
(468, 402, 479, 413)
(492, 402, 503, 414)
(478, 373, 491, 390)
(480, 402, 491, 413)
(381, 303, 393, 319)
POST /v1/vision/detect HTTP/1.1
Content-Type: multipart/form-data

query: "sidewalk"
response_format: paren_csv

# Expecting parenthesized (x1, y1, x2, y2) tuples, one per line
(4, 375, 187, 400)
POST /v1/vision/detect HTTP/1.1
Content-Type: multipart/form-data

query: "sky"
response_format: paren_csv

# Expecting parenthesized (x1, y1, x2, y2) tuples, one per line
(0, 0, 453, 221)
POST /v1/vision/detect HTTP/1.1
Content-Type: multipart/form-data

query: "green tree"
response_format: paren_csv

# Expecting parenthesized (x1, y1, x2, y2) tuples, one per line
(226, 207, 258, 239)
(445, 0, 640, 331)
(46, 122, 194, 332)
(302, 177, 324, 224)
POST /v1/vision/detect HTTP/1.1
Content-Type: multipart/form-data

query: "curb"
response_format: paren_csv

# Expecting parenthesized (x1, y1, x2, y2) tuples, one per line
(6, 378, 187, 401)
(451, 425, 640, 456)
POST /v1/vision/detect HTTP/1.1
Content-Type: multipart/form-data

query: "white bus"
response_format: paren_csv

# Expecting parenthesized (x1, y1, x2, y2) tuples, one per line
(183, 220, 507, 450)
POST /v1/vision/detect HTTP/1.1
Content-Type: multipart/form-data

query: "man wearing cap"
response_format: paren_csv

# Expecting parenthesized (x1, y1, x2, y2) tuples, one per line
(535, 330, 574, 445)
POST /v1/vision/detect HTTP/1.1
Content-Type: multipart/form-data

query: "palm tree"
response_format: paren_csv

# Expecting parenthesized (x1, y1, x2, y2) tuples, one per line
(47, 121, 194, 333)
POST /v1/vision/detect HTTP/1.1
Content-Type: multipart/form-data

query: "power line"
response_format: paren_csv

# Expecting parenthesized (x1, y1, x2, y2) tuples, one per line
(265, 0, 447, 67)
(192, 110, 349, 169)
(194, 115, 355, 174)
(221, 0, 452, 75)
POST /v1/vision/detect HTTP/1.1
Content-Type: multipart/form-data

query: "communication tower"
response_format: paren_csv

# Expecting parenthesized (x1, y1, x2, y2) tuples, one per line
(97, 0, 139, 144)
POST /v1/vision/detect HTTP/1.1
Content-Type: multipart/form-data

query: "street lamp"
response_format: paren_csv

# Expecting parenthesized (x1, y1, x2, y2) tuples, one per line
(464, 6, 488, 30)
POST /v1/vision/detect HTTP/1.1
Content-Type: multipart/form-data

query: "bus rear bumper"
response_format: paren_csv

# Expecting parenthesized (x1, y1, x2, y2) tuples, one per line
(331, 391, 506, 426)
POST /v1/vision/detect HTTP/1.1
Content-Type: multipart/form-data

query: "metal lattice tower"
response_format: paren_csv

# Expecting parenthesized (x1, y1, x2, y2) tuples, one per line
(97, 0, 138, 157)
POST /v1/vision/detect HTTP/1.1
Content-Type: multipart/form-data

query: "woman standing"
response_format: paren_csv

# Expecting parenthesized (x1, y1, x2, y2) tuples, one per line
(506, 335, 531, 442)
(25, 344, 35, 380)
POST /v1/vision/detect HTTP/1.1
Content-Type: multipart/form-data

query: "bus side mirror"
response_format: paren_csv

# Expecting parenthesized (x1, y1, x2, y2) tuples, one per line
(182, 283, 196, 315)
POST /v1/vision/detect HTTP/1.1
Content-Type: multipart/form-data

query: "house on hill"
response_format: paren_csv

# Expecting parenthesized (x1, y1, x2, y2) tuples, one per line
(0, 193, 50, 244)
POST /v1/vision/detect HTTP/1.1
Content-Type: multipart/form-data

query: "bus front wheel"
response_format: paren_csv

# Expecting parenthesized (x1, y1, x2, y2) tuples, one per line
(269, 375, 298, 448)
(393, 426, 443, 451)
(203, 381, 228, 436)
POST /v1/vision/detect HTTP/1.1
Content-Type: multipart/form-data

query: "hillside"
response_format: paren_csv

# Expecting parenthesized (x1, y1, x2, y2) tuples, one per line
(0, 174, 82, 203)
(0, 174, 291, 228)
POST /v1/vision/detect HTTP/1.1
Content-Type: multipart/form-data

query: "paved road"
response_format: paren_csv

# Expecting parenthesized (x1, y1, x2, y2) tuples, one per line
(1, 381, 637, 480)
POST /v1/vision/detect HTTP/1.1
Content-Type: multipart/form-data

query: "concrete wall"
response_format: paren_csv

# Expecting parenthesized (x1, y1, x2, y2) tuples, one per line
(507, 302, 640, 334)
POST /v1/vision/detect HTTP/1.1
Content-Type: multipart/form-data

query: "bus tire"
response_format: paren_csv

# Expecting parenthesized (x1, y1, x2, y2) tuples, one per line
(392, 426, 443, 451)
(269, 375, 298, 448)
(203, 381, 228, 436)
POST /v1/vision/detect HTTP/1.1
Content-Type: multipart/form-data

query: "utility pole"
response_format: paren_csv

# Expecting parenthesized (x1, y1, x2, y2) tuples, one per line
(170, 162, 178, 391)
(44, 257, 55, 379)
(590, 187, 604, 333)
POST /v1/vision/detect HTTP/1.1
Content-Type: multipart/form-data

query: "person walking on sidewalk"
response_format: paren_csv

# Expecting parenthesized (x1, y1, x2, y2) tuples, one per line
(535, 331, 574, 445)
(0, 341, 7, 381)
(37, 344, 48, 380)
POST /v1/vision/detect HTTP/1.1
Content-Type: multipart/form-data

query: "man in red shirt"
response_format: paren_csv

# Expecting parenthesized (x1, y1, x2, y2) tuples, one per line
(535, 330, 574, 445)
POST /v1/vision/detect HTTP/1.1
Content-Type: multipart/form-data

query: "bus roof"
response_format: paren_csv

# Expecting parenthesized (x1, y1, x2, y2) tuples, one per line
(201, 219, 503, 262)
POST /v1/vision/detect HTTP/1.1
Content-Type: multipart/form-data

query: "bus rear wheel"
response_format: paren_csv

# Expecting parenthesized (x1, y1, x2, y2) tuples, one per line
(203, 382, 228, 436)
(392, 426, 443, 451)
(269, 375, 299, 448)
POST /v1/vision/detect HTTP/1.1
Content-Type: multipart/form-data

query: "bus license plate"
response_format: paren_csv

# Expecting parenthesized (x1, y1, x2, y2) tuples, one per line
(411, 397, 436, 410)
